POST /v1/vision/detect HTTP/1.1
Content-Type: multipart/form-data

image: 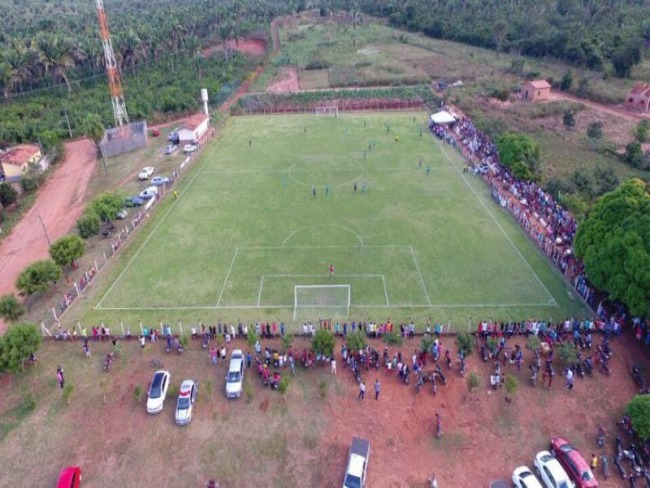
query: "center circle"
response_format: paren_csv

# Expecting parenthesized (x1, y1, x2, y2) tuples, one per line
(288, 159, 364, 187)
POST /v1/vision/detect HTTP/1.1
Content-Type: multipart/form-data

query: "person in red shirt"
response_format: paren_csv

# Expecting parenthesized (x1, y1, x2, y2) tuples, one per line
(329, 264, 334, 276)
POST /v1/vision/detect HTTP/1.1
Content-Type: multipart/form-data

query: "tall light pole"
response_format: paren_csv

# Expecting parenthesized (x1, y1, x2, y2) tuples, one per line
(38, 214, 52, 246)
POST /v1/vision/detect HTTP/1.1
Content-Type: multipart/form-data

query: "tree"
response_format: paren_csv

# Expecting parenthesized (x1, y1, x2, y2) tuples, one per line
(610, 41, 642, 78)
(15, 259, 62, 295)
(574, 179, 650, 317)
(312, 329, 335, 358)
(346, 330, 367, 352)
(89, 192, 123, 222)
(576, 77, 590, 98)
(624, 142, 644, 168)
(0, 323, 42, 372)
(557, 342, 577, 366)
(0, 183, 18, 207)
(77, 211, 101, 239)
(627, 395, 650, 441)
(563, 110, 575, 130)
(81, 113, 105, 146)
(492, 19, 508, 59)
(0, 294, 25, 322)
(456, 331, 474, 356)
(496, 132, 541, 181)
(587, 121, 603, 139)
(559, 70, 573, 91)
(49, 234, 85, 268)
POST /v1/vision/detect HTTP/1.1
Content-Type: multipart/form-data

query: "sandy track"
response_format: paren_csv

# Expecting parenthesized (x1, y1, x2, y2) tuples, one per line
(0, 139, 97, 329)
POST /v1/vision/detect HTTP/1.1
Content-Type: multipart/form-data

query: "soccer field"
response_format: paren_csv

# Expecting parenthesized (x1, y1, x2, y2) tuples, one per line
(80, 112, 589, 330)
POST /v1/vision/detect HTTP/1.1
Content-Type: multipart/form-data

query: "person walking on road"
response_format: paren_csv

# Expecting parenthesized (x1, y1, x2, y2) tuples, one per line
(56, 366, 65, 389)
(374, 379, 381, 400)
(358, 381, 366, 400)
(331, 357, 337, 376)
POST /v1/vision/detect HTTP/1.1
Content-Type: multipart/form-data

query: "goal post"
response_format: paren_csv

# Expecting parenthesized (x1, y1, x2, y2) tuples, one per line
(314, 106, 339, 117)
(294, 284, 350, 322)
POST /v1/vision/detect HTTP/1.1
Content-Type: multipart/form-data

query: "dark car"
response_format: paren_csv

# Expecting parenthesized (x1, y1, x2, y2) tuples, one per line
(57, 466, 81, 488)
(124, 196, 144, 207)
(550, 437, 598, 488)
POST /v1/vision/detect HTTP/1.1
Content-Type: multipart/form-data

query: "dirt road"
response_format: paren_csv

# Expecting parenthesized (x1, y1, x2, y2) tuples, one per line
(0, 139, 97, 331)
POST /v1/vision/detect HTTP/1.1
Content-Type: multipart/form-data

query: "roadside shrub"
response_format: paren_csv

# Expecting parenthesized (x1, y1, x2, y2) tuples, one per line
(420, 335, 435, 354)
(0, 183, 18, 207)
(20, 393, 37, 413)
(456, 332, 474, 356)
(312, 329, 335, 357)
(627, 395, 650, 440)
(281, 333, 293, 351)
(20, 176, 40, 194)
(587, 121, 603, 139)
(557, 342, 577, 366)
(505, 375, 518, 402)
(383, 331, 403, 346)
(278, 375, 291, 396)
(345, 330, 367, 352)
(466, 372, 479, 392)
(77, 211, 101, 239)
(526, 335, 541, 351)
(133, 385, 144, 404)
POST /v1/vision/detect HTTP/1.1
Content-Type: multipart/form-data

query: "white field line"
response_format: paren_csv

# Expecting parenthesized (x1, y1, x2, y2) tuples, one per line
(236, 244, 406, 250)
(257, 275, 264, 307)
(409, 245, 431, 306)
(381, 275, 389, 306)
(217, 247, 240, 307)
(433, 137, 556, 303)
(96, 301, 555, 311)
(95, 168, 204, 309)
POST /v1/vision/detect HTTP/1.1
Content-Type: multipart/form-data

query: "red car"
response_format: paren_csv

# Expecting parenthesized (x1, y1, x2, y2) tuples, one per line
(57, 466, 81, 488)
(550, 437, 598, 488)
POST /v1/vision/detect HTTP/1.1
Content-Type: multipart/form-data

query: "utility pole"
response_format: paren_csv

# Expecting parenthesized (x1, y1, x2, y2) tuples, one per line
(38, 214, 52, 246)
(63, 108, 73, 138)
(99, 142, 109, 176)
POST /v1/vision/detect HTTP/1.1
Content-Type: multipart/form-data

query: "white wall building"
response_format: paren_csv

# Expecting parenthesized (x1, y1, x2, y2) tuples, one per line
(176, 114, 210, 143)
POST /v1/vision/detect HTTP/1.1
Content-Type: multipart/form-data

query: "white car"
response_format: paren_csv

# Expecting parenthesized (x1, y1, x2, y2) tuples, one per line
(225, 349, 244, 399)
(513, 465, 544, 488)
(534, 451, 574, 488)
(183, 144, 198, 154)
(139, 186, 159, 200)
(151, 176, 170, 186)
(138, 166, 155, 180)
(175, 379, 198, 426)
(164, 144, 177, 155)
(146, 370, 170, 414)
(343, 437, 370, 488)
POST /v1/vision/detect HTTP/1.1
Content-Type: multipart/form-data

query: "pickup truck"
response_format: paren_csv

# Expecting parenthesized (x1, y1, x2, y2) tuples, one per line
(343, 437, 370, 488)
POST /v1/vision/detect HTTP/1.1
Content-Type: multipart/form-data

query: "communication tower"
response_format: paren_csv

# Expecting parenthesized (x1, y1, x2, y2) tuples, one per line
(96, 0, 129, 128)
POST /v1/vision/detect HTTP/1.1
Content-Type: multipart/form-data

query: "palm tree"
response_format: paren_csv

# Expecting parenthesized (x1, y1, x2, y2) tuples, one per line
(31, 34, 85, 94)
(493, 19, 508, 60)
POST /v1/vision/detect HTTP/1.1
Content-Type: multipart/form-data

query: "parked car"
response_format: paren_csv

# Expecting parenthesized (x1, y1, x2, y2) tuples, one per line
(534, 451, 574, 488)
(123, 196, 144, 207)
(139, 186, 159, 200)
(146, 370, 170, 414)
(167, 128, 179, 141)
(116, 209, 128, 219)
(151, 176, 170, 186)
(513, 465, 544, 488)
(138, 166, 155, 180)
(57, 466, 81, 488)
(489, 481, 508, 488)
(225, 349, 244, 399)
(343, 436, 370, 488)
(550, 438, 598, 488)
(184, 143, 198, 154)
(175, 379, 198, 425)
(151, 128, 160, 137)
(164, 144, 177, 155)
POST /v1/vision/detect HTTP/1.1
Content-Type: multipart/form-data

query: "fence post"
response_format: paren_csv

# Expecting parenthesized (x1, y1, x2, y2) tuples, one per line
(178, 320, 183, 337)
(160, 320, 164, 334)
(467, 316, 471, 333)
(74, 282, 80, 296)
(140, 320, 144, 335)
(103, 250, 107, 262)
(52, 308, 58, 322)
(41, 321, 51, 336)
(120, 321, 125, 336)
(94, 260, 99, 272)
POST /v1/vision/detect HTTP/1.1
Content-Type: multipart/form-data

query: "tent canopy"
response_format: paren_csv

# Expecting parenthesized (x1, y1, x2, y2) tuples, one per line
(430, 111, 456, 124)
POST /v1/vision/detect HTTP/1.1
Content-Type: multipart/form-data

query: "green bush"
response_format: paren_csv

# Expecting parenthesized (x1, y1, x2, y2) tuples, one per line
(278, 376, 291, 396)
(383, 331, 403, 346)
(312, 329, 335, 357)
(467, 372, 479, 392)
(77, 211, 101, 239)
(456, 332, 474, 356)
(133, 385, 144, 404)
(627, 395, 650, 440)
(0, 294, 25, 322)
(346, 330, 367, 352)
(557, 342, 577, 366)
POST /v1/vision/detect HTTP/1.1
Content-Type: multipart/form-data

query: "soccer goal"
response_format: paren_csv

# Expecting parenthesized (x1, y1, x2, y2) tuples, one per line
(315, 106, 339, 117)
(294, 284, 350, 321)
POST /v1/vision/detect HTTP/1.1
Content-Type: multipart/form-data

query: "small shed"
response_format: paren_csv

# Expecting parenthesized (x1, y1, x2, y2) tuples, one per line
(624, 83, 650, 113)
(522, 80, 551, 102)
(0, 144, 42, 182)
(176, 114, 210, 144)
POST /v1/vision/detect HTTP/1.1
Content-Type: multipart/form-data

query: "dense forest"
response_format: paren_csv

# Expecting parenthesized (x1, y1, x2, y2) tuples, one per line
(357, 0, 650, 78)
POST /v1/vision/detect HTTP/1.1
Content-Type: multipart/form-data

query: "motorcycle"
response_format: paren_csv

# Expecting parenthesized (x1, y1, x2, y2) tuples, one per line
(614, 455, 627, 479)
(459, 357, 466, 377)
(481, 345, 489, 363)
(435, 364, 447, 385)
(530, 365, 538, 388)
(583, 357, 594, 376)
(431, 373, 438, 395)
(575, 361, 585, 378)
(416, 374, 424, 393)
(597, 427, 606, 448)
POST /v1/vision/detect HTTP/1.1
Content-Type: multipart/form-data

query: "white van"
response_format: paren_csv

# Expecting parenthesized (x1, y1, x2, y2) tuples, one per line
(225, 349, 244, 399)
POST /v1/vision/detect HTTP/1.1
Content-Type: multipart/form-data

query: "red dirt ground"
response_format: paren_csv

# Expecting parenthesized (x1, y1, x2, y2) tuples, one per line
(266, 66, 300, 93)
(321, 333, 641, 487)
(0, 139, 97, 332)
(201, 38, 267, 58)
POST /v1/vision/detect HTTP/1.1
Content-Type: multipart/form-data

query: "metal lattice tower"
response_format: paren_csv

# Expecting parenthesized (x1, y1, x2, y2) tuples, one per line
(96, 0, 129, 128)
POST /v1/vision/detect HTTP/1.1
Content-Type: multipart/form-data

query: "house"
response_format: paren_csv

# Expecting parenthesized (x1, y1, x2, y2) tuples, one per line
(176, 114, 210, 143)
(0, 144, 42, 182)
(624, 83, 650, 113)
(522, 80, 551, 102)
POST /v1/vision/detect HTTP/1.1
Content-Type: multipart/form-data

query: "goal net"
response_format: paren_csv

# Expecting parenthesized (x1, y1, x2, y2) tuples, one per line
(315, 106, 339, 117)
(294, 285, 350, 321)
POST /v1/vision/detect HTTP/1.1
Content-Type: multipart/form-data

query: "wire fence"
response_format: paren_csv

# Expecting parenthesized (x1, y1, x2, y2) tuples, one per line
(229, 101, 424, 116)
(40, 123, 223, 337)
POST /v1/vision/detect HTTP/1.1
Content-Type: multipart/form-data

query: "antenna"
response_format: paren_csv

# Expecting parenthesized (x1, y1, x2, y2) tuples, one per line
(96, 0, 129, 128)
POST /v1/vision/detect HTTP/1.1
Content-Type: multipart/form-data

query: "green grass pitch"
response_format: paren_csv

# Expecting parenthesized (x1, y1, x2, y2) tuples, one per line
(81, 112, 589, 330)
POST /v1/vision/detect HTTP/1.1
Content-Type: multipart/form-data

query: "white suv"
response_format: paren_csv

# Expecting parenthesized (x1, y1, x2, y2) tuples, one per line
(343, 437, 370, 488)
(534, 451, 574, 488)
(225, 349, 244, 399)
(138, 166, 155, 180)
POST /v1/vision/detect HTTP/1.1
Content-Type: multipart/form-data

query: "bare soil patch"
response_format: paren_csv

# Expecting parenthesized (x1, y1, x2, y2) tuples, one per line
(266, 66, 300, 93)
(201, 38, 267, 58)
(0, 139, 97, 332)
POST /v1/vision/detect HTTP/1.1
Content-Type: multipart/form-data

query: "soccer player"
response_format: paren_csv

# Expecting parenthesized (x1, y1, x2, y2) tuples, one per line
(329, 264, 335, 276)
(425, 165, 430, 176)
